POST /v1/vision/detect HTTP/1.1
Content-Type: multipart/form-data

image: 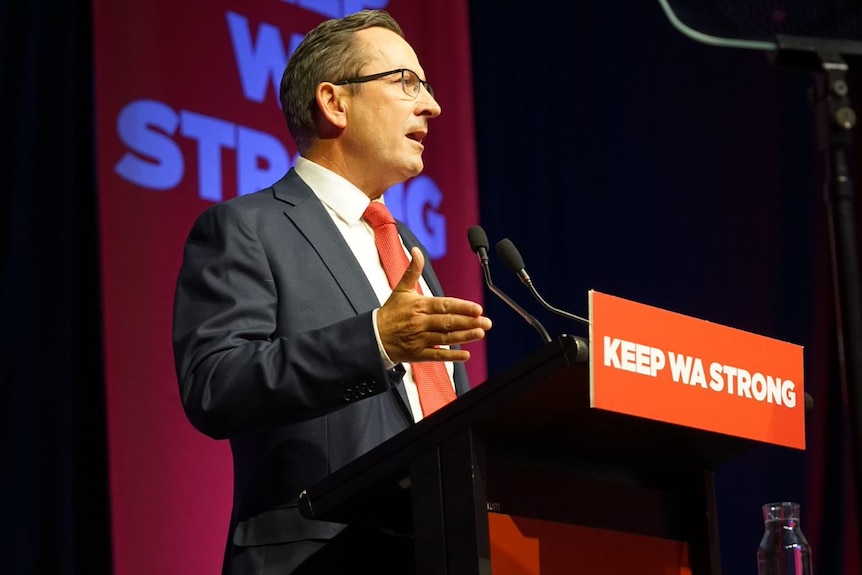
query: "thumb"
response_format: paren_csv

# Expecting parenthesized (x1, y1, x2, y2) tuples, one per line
(396, 247, 425, 292)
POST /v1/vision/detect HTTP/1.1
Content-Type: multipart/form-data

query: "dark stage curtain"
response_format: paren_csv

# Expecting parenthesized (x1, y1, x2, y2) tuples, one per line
(468, 2, 861, 575)
(2, 1, 860, 574)
(1, 2, 112, 575)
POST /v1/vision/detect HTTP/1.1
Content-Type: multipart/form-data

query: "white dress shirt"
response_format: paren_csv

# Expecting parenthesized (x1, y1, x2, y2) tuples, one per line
(293, 156, 455, 422)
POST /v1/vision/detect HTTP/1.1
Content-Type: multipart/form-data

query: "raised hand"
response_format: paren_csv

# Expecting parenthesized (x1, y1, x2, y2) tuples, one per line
(376, 247, 492, 364)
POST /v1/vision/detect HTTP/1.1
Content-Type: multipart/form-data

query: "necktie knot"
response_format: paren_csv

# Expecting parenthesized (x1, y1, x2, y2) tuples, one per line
(363, 201, 396, 229)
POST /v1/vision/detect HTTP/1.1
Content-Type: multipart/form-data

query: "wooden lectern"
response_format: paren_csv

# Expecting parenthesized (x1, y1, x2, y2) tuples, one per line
(298, 292, 804, 574)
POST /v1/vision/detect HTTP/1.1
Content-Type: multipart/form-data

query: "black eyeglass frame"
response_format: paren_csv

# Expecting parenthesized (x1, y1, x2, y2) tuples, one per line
(330, 68, 434, 99)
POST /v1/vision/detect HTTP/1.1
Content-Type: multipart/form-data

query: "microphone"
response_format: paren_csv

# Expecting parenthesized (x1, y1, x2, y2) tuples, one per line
(495, 238, 590, 327)
(467, 226, 551, 343)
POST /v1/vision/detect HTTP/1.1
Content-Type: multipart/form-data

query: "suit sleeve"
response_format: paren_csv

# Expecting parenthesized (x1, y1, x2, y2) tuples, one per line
(172, 200, 397, 439)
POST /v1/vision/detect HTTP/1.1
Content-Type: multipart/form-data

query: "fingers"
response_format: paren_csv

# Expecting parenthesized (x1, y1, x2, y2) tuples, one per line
(420, 294, 486, 319)
(377, 246, 493, 363)
(377, 290, 493, 364)
(382, 321, 490, 364)
(410, 298, 492, 335)
(395, 247, 424, 293)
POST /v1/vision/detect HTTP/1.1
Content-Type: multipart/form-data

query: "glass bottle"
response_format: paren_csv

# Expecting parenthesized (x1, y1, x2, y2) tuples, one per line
(757, 501, 813, 575)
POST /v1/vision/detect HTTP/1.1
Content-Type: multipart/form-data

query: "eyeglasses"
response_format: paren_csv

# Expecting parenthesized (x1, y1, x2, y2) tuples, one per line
(331, 68, 434, 99)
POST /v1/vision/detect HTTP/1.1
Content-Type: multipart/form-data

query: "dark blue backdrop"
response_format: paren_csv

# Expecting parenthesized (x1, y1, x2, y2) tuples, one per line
(468, 2, 855, 575)
(1, 1, 859, 574)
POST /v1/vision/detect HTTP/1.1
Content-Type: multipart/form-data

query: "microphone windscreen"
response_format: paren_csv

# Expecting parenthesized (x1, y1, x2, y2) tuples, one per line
(467, 226, 489, 253)
(495, 238, 525, 274)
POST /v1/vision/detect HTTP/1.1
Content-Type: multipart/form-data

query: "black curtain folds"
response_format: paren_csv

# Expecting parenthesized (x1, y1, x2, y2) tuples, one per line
(2, 1, 859, 574)
(1, 2, 112, 574)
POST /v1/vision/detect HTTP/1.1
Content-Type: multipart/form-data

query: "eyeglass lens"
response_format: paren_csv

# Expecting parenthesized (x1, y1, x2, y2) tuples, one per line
(402, 70, 434, 98)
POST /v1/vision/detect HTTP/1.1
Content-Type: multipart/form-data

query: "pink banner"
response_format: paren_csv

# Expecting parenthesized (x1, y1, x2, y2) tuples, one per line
(93, 1, 482, 572)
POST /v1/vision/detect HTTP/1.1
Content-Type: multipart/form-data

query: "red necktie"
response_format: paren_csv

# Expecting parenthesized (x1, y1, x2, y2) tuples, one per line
(363, 201, 457, 416)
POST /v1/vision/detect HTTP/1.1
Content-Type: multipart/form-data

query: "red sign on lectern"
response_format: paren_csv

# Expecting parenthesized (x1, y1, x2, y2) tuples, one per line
(588, 290, 805, 449)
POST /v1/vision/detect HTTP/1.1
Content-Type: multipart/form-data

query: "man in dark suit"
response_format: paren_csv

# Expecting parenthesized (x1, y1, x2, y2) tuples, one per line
(172, 9, 491, 575)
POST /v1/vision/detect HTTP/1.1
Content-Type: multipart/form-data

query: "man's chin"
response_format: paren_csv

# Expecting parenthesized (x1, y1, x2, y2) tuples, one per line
(404, 160, 425, 179)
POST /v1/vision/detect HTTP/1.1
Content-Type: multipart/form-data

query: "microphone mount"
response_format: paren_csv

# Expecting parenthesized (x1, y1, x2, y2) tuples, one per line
(467, 226, 552, 343)
(495, 238, 590, 327)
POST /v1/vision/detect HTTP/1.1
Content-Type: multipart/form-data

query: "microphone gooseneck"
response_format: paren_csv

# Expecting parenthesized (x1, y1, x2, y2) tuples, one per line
(466, 225, 490, 265)
(495, 238, 590, 327)
(467, 226, 551, 343)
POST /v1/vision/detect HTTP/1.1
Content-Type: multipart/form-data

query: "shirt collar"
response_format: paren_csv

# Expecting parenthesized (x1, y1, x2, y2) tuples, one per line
(294, 156, 380, 225)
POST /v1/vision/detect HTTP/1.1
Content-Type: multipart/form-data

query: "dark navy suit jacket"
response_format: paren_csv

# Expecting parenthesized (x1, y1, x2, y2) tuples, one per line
(172, 168, 470, 556)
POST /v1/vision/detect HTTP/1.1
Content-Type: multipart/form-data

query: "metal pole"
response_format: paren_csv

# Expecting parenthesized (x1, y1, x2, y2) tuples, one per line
(814, 53, 862, 571)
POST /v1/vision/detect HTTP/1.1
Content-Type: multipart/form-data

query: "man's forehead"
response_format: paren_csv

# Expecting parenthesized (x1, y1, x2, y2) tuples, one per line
(356, 27, 418, 68)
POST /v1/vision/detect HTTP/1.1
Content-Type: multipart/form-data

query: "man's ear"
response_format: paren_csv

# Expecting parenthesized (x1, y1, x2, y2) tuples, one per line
(316, 82, 348, 130)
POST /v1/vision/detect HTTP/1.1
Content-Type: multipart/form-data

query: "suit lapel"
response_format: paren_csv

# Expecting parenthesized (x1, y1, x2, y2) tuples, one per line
(273, 170, 380, 315)
(272, 169, 415, 417)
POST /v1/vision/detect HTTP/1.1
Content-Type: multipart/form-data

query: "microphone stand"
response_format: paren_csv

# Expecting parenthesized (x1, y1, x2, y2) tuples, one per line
(479, 262, 552, 343)
(775, 35, 862, 571)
